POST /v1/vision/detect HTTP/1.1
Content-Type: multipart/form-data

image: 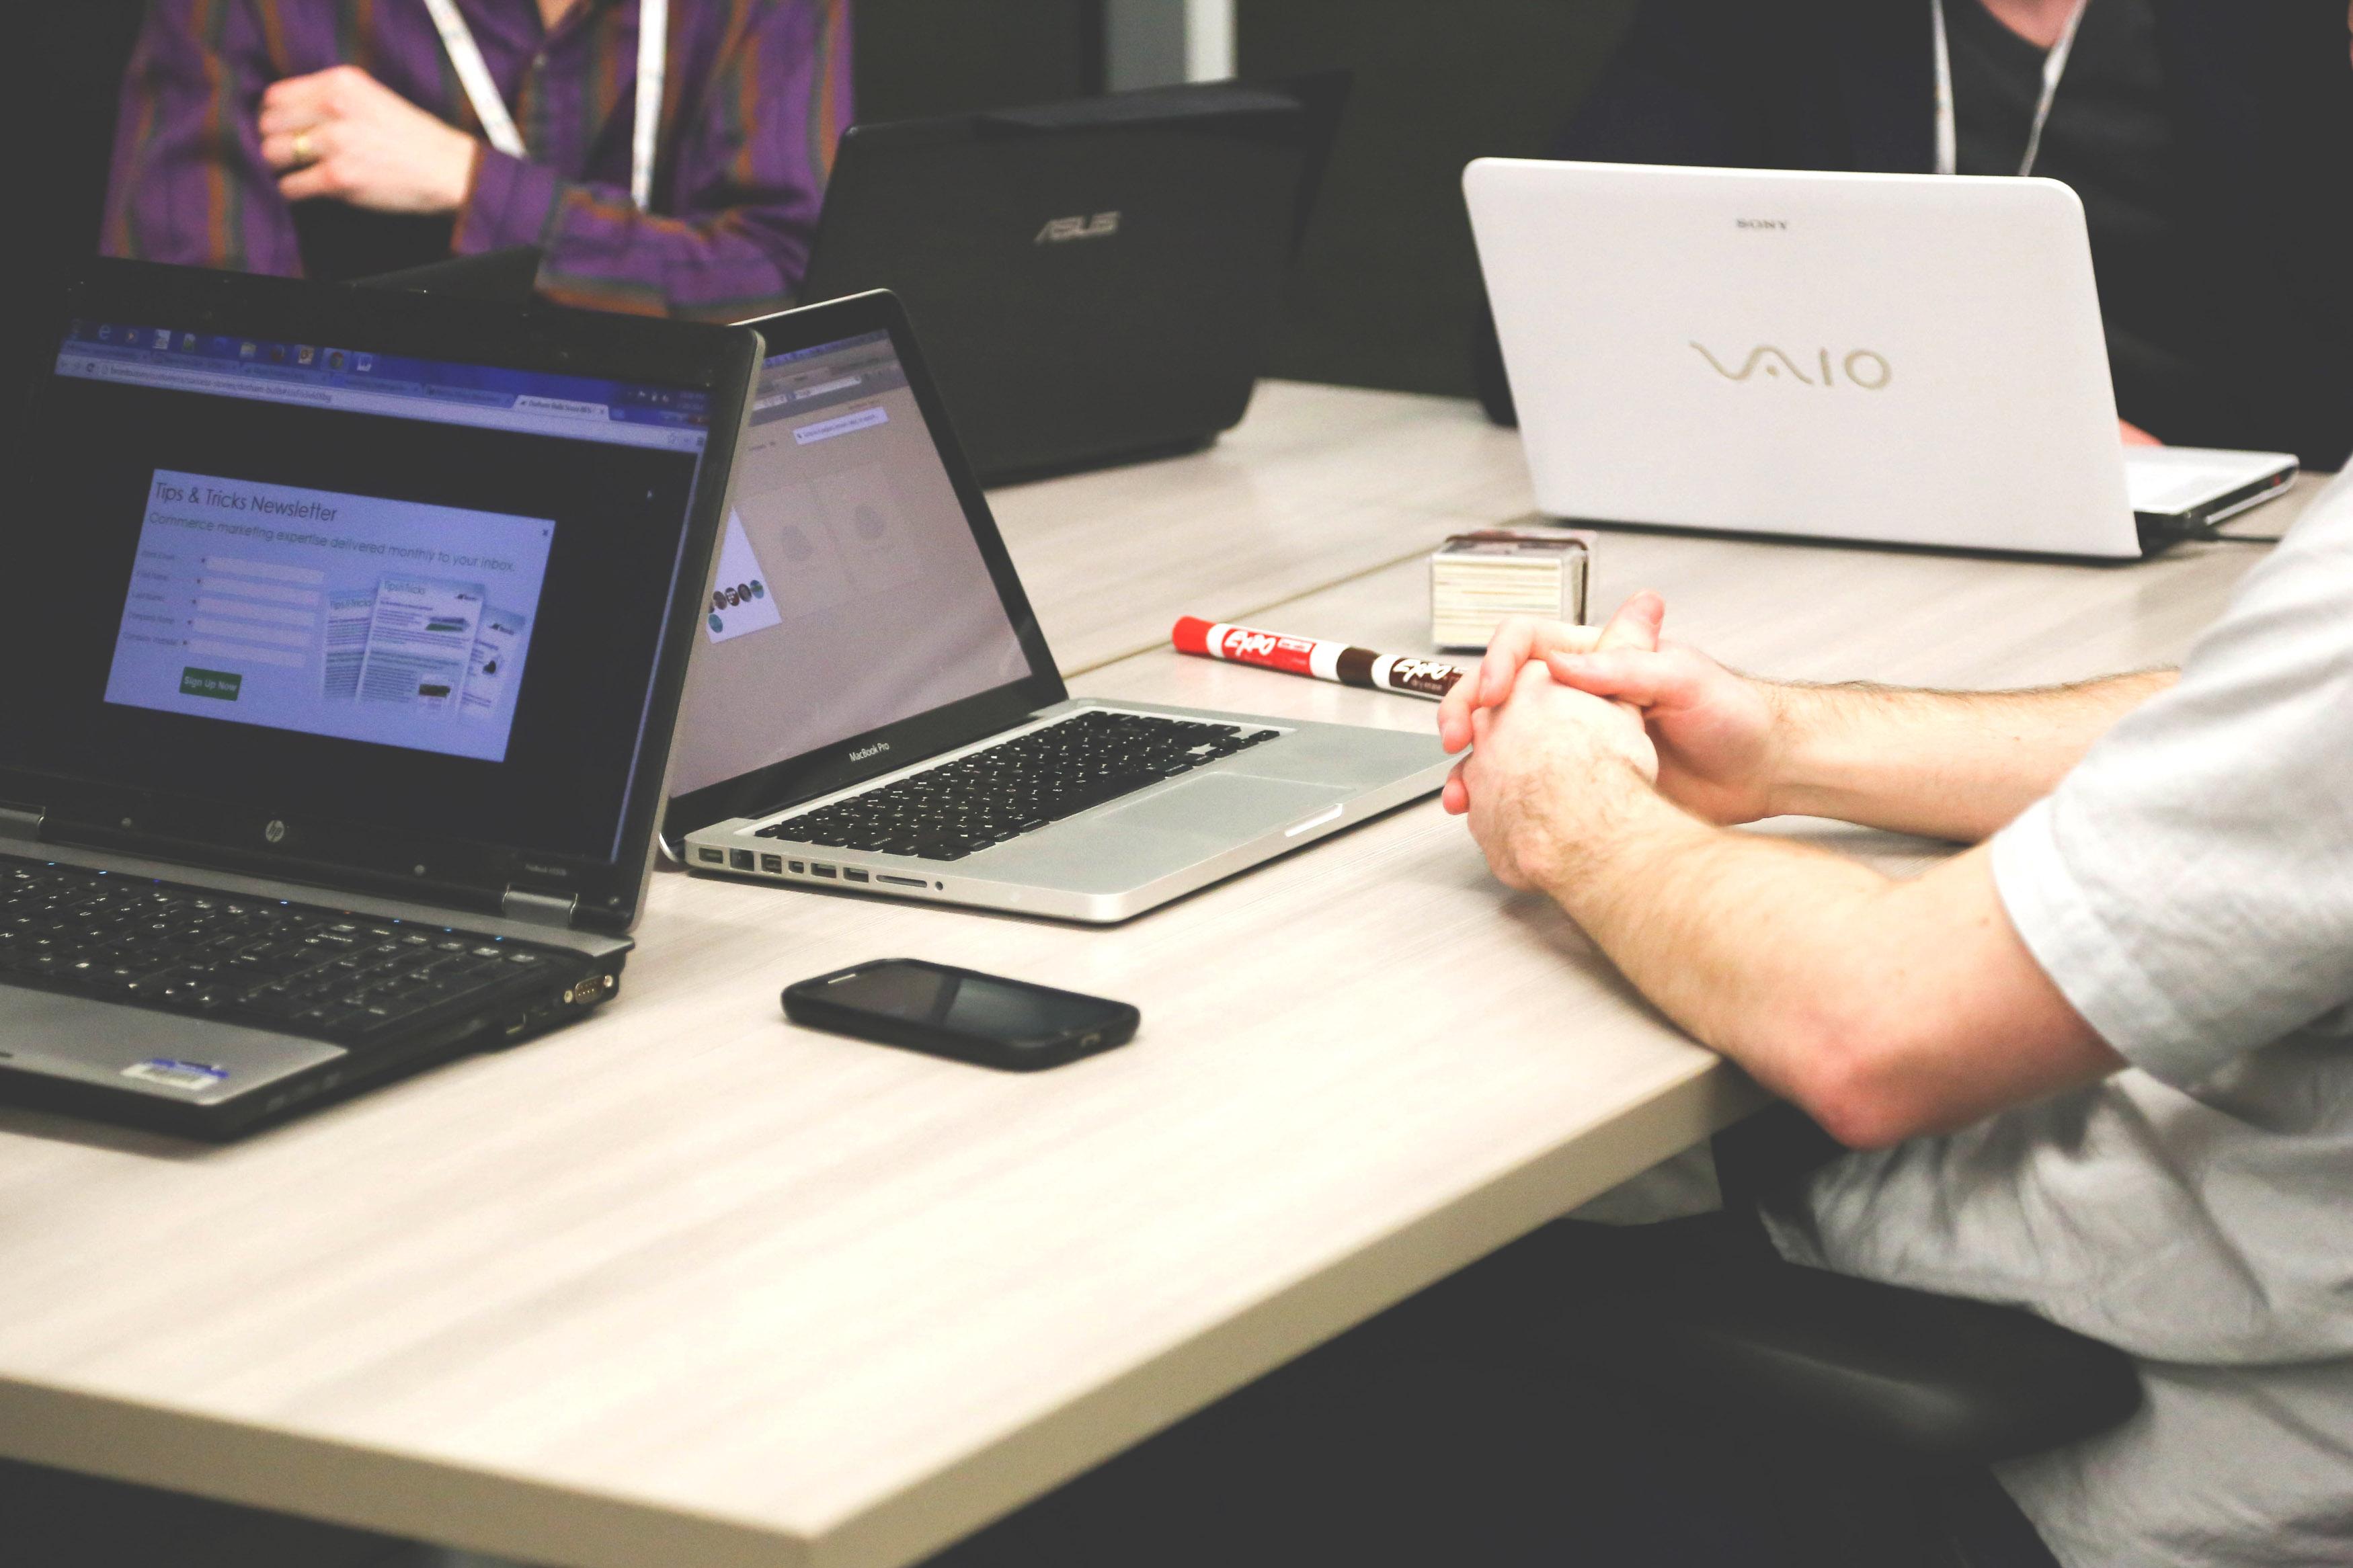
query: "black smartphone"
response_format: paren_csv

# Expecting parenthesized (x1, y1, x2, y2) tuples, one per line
(783, 959, 1140, 1071)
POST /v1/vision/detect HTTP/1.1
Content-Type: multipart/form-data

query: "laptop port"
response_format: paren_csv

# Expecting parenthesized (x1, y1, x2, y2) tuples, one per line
(562, 976, 612, 1007)
(789, 861, 806, 874)
(844, 868, 871, 883)
(877, 874, 926, 888)
(760, 854, 784, 874)
(698, 848, 724, 864)
(729, 850, 755, 871)
(812, 864, 838, 878)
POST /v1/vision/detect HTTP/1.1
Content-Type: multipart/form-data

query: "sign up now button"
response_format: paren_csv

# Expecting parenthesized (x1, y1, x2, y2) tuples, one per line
(180, 667, 243, 701)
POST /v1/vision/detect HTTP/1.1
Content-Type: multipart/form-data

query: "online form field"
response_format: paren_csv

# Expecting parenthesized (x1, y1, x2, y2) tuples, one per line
(202, 556, 325, 585)
(193, 598, 313, 627)
(190, 618, 311, 649)
(188, 639, 305, 669)
(194, 576, 323, 607)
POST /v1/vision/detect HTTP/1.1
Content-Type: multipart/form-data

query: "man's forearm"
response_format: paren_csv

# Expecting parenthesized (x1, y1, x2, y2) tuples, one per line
(1765, 670, 2174, 841)
(1540, 765, 2116, 1147)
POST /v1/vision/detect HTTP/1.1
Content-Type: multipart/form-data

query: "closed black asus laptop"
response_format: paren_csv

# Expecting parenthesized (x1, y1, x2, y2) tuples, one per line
(356, 245, 548, 302)
(0, 260, 758, 1138)
(795, 74, 1348, 483)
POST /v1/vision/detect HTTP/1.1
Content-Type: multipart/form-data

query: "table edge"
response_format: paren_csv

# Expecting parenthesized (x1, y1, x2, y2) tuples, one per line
(0, 1063, 1761, 1568)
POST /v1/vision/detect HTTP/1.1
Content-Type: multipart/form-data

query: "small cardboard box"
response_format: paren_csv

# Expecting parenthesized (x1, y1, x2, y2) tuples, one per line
(1429, 528, 1593, 650)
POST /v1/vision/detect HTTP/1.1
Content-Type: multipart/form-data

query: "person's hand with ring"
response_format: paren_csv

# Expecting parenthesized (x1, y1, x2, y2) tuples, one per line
(258, 65, 481, 215)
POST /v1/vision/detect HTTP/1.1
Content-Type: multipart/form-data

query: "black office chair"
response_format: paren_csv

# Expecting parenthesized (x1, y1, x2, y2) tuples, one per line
(1534, 1106, 2143, 1568)
(918, 1100, 2137, 1568)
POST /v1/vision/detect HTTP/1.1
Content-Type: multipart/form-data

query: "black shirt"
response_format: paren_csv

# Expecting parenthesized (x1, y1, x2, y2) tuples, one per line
(1946, 0, 2202, 438)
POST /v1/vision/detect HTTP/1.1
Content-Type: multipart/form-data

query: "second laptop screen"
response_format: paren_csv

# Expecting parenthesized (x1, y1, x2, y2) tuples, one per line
(669, 330, 1033, 798)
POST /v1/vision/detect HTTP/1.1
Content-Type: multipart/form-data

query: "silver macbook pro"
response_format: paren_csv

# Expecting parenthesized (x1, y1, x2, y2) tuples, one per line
(672, 290, 1449, 923)
(1466, 159, 2296, 558)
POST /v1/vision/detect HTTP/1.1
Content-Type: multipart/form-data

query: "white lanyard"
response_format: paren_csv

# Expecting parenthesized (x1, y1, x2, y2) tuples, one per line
(421, 0, 668, 210)
(1931, 0, 2091, 177)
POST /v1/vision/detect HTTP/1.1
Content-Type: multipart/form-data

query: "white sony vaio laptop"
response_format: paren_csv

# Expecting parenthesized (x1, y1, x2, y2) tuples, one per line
(1465, 159, 2297, 559)
(670, 290, 1450, 923)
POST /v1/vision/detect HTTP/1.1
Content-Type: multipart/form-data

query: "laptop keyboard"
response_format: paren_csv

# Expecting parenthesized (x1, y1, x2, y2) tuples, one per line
(0, 855, 592, 1046)
(758, 709, 1283, 862)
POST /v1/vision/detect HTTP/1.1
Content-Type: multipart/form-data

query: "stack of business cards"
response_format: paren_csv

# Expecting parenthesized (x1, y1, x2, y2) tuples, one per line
(1429, 528, 1593, 650)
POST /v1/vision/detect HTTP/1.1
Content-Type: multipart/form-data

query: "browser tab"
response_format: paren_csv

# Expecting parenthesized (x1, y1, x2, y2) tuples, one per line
(513, 395, 612, 421)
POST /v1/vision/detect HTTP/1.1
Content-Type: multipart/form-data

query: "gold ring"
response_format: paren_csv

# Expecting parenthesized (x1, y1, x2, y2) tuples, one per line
(292, 130, 315, 165)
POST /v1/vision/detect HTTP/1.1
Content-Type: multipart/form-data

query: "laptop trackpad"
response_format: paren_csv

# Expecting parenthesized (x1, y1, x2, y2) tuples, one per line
(984, 774, 1356, 894)
(1096, 773, 1351, 843)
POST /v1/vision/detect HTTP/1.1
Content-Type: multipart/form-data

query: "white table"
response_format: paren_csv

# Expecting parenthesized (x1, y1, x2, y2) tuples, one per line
(0, 385, 2320, 1568)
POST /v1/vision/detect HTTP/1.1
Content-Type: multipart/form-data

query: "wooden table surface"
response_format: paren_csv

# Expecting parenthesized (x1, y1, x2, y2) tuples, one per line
(990, 380, 1533, 676)
(0, 384, 2323, 1568)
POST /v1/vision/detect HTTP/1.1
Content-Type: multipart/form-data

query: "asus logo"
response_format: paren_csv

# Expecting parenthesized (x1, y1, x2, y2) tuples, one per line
(1734, 218, 1789, 231)
(1035, 211, 1121, 244)
(850, 742, 891, 762)
(1691, 343, 1893, 390)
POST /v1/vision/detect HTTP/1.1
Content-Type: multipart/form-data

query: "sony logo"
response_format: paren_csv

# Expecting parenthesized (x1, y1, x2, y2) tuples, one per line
(1734, 218, 1789, 231)
(1035, 211, 1121, 245)
(1690, 342, 1892, 390)
(850, 742, 891, 762)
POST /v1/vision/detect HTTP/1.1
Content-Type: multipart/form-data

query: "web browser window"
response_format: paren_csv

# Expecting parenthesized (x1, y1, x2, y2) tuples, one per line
(670, 329, 1033, 798)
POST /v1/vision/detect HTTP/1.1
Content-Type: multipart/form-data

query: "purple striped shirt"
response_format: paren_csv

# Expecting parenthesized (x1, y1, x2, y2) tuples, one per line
(102, 0, 852, 320)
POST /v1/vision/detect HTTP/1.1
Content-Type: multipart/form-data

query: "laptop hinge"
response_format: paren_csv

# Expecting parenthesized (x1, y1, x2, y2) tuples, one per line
(501, 886, 580, 930)
(0, 803, 44, 843)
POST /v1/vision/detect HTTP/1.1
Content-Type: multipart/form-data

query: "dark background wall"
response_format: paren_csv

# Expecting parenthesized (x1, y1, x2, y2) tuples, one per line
(20, 3, 151, 393)
(1238, 0, 1638, 397)
(27, 2, 1636, 403)
(853, 0, 1107, 120)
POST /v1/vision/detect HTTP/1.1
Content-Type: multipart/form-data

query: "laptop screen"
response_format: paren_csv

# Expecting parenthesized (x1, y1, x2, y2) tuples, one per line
(668, 329, 1035, 799)
(9, 317, 717, 868)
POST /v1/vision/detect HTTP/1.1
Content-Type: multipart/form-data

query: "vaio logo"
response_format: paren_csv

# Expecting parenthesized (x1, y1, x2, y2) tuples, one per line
(1690, 343, 1892, 390)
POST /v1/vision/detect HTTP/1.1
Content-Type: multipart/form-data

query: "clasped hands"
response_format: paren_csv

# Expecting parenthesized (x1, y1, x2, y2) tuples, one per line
(259, 65, 481, 214)
(1436, 594, 1782, 891)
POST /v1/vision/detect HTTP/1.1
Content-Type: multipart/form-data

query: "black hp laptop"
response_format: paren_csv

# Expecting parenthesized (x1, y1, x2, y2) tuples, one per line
(0, 261, 758, 1138)
(795, 74, 1349, 483)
